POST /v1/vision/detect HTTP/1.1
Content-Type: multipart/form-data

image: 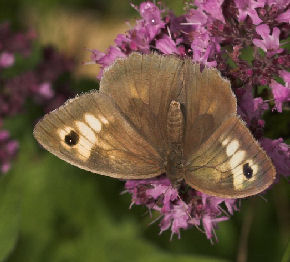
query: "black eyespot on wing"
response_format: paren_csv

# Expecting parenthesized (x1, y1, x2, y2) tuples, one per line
(243, 163, 253, 179)
(64, 130, 79, 146)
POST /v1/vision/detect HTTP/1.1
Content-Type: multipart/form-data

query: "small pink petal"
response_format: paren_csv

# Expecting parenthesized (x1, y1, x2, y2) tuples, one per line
(155, 35, 179, 55)
(0, 52, 14, 68)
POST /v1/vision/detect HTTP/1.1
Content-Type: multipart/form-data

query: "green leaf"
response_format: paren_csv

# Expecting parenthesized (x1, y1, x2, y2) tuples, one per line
(0, 172, 21, 261)
(240, 46, 254, 64)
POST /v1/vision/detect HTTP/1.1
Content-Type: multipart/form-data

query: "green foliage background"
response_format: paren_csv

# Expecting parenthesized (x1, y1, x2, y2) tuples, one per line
(0, 1, 289, 261)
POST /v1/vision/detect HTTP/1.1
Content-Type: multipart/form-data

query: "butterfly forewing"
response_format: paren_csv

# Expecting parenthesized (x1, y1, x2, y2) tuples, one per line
(100, 53, 184, 158)
(184, 116, 276, 198)
(182, 61, 237, 158)
(33, 91, 164, 179)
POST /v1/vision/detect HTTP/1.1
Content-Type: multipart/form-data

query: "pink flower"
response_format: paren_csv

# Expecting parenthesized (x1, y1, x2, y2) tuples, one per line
(192, 45, 217, 67)
(279, 70, 290, 83)
(185, 9, 208, 26)
(234, 0, 264, 25)
(90, 47, 126, 78)
(236, 85, 269, 135)
(128, 25, 151, 52)
(0, 129, 19, 174)
(139, 2, 164, 29)
(202, 215, 228, 240)
(160, 201, 189, 239)
(138, 2, 165, 40)
(189, 27, 218, 67)
(0, 23, 75, 174)
(276, 9, 290, 23)
(125, 175, 238, 241)
(270, 70, 290, 113)
(194, 0, 225, 23)
(37, 82, 54, 100)
(155, 35, 180, 55)
(261, 138, 290, 178)
(0, 52, 14, 68)
(0, 22, 35, 57)
(91, 2, 165, 73)
(270, 79, 290, 112)
(266, 0, 290, 6)
(1, 162, 11, 173)
(0, 130, 10, 140)
(253, 24, 283, 56)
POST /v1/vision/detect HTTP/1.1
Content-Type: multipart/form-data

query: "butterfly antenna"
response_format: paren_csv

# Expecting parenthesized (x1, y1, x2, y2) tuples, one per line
(258, 194, 268, 202)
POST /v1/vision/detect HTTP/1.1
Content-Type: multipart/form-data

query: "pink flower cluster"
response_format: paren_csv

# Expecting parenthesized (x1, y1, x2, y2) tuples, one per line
(0, 22, 34, 69)
(0, 130, 18, 173)
(0, 23, 74, 174)
(125, 176, 239, 241)
(91, 1, 289, 240)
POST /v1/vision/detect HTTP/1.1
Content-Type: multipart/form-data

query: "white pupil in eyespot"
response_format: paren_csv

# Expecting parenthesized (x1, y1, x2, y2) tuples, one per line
(64, 130, 79, 146)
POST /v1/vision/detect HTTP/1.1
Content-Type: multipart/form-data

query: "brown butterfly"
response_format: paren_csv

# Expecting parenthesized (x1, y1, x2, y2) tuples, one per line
(33, 53, 276, 198)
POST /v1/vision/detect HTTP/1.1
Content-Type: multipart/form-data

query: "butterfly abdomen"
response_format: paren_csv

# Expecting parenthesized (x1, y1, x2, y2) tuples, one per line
(166, 101, 185, 187)
(167, 101, 184, 144)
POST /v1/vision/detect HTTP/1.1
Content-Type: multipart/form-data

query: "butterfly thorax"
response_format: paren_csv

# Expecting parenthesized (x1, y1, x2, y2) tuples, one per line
(166, 101, 185, 188)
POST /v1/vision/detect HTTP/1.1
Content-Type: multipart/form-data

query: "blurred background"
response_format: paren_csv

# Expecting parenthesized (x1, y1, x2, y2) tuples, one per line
(0, 0, 289, 262)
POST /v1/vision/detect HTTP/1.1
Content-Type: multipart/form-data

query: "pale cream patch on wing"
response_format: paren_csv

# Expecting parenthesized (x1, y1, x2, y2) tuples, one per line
(75, 136, 93, 161)
(75, 121, 96, 144)
(74, 121, 97, 161)
(231, 150, 246, 190)
(226, 140, 239, 156)
(221, 137, 260, 190)
(81, 115, 113, 152)
(85, 113, 102, 132)
(98, 115, 109, 125)
(57, 127, 70, 140)
(222, 138, 229, 146)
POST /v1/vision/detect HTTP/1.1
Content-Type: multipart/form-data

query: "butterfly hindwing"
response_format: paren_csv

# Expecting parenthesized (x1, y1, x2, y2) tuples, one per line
(184, 116, 276, 198)
(33, 91, 164, 179)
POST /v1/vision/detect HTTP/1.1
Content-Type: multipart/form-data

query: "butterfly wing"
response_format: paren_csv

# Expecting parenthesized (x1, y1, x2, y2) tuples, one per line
(34, 91, 164, 179)
(182, 61, 275, 198)
(182, 60, 237, 158)
(100, 53, 184, 158)
(184, 116, 276, 198)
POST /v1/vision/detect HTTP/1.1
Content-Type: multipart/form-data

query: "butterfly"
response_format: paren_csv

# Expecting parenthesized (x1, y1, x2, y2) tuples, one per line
(33, 53, 276, 198)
